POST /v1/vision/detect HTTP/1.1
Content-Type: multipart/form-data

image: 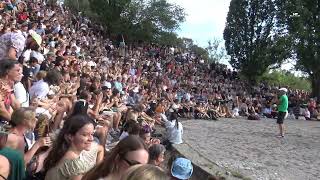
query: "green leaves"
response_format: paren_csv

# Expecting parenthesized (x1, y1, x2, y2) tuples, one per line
(276, 0, 320, 97)
(224, 0, 319, 96)
(224, 0, 290, 84)
(206, 38, 228, 63)
(261, 70, 311, 91)
(68, 0, 186, 43)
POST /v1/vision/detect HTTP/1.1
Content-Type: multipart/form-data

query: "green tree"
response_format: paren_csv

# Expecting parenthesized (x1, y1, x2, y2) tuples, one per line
(190, 45, 209, 60)
(277, 0, 320, 98)
(80, 0, 185, 43)
(261, 70, 311, 91)
(87, 0, 131, 31)
(154, 32, 184, 46)
(174, 38, 210, 60)
(206, 38, 228, 63)
(182, 38, 194, 49)
(224, 0, 290, 84)
(64, 0, 90, 12)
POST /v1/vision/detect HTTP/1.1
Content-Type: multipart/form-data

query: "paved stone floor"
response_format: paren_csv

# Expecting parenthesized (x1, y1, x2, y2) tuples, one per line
(179, 118, 320, 180)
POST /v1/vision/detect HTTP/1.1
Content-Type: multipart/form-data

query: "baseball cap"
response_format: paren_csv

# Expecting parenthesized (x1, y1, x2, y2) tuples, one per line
(279, 88, 288, 93)
(102, 81, 112, 89)
(30, 32, 42, 46)
(46, 52, 56, 57)
(171, 158, 193, 180)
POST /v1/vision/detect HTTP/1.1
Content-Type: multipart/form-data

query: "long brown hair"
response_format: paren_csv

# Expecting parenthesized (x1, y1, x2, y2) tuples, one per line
(0, 133, 8, 149)
(43, 115, 94, 172)
(82, 135, 148, 180)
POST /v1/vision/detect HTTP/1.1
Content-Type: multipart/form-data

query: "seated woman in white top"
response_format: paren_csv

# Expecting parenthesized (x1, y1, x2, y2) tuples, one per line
(29, 70, 62, 100)
(161, 110, 183, 145)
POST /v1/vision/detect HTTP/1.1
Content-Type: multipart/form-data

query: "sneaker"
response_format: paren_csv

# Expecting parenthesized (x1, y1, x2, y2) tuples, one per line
(276, 134, 285, 138)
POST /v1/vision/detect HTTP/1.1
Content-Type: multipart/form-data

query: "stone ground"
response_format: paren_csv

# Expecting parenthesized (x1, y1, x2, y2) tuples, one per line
(174, 118, 320, 180)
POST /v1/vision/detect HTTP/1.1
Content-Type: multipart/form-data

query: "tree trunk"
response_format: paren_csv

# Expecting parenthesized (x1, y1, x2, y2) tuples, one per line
(311, 74, 320, 101)
(247, 75, 258, 94)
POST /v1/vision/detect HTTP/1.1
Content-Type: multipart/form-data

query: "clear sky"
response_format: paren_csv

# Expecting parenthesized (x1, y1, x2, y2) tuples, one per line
(167, 0, 231, 47)
(168, 0, 295, 71)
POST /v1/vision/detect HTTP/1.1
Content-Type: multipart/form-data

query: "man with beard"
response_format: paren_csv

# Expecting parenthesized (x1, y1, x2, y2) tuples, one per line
(0, 31, 42, 61)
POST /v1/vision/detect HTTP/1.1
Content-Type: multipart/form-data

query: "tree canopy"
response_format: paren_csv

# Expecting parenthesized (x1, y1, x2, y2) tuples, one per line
(65, 0, 186, 43)
(261, 70, 311, 91)
(224, 0, 290, 84)
(277, 0, 320, 98)
(206, 38, 228, 63)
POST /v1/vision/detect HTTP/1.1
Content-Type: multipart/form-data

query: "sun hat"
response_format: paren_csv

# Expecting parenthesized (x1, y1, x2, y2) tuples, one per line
(30, 32, 42, 46)
(171, 158, 193, 180)
(279, 88, 288, 93)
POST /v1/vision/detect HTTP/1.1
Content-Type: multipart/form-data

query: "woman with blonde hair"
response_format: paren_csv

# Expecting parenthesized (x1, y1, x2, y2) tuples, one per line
(121, 164, 168, 180)
(6, 107, 52, 165)
(35, 71, 47, 81)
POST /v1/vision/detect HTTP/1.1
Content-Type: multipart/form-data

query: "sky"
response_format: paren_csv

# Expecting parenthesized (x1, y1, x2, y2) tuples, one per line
(168, 0, 295, 71)
(167, 0, 231, 47)
(167, 0, 231, 66)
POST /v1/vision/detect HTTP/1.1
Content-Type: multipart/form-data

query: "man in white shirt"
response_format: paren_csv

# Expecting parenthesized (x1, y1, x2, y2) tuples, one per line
(14, 81, 29, 107)
(29, 79, 49, 100)
(29, 70, 62, 100)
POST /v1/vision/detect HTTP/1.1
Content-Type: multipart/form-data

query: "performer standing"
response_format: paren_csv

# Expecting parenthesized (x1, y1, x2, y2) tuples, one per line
(277, 88, 288, 138)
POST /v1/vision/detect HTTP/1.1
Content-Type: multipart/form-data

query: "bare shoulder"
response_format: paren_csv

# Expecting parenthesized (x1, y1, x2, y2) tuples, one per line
(97, 144, 104, 152)
(62, 151, 80, 161)
(0, 155, 10, 178)
(6, 133, 21, 149)
(0, 155, 9, 166)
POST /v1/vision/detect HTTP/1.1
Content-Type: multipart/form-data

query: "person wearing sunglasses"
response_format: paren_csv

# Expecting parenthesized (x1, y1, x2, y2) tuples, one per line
(83, 135, 149, 180)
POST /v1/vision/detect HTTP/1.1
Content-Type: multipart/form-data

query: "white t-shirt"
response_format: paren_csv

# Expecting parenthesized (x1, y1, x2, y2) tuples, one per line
(29, 80, 50, 99)
(232, 107, 239, 117)
(30, 51, 45, 63)
(304, 109, 310, 118)
(14, 82, 29, 107)
(119, 131, 129, 141)
(185, 93, 191, 101)
(164, 119, 183, 144)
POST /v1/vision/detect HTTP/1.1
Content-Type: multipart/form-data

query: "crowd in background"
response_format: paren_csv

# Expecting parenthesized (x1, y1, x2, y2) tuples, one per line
(0, 0, 318, 180)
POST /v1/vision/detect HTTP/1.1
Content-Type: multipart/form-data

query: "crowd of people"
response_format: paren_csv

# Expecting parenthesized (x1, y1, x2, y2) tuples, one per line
(0, 0, 318, 180)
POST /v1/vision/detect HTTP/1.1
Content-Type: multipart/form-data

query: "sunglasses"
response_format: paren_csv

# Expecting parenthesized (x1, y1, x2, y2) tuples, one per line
(122, 157, 141, 166)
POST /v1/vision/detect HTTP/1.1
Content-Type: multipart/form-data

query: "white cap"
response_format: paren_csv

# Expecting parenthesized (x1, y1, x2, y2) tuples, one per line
(172, 104, 179, 110)
(133, 86, 139, 93)
(279, 88, 288, 93)
(30, 51, 44, 63)
(102, 81, 112, 89)
(87, 60, 96, 67)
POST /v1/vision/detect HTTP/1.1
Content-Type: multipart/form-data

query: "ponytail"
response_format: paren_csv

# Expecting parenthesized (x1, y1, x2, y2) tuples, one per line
(170, 111, 179, 129)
